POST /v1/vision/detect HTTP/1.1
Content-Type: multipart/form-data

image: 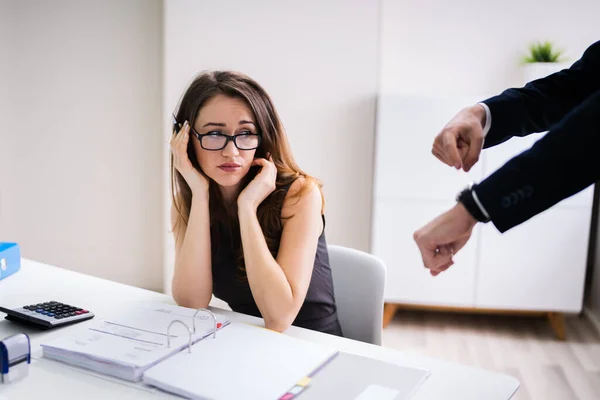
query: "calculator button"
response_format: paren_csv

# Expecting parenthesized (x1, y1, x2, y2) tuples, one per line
(81, 310, 89, 314)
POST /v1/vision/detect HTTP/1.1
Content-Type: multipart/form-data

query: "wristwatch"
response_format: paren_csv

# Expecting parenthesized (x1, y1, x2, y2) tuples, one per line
(456, 182, 490, 223)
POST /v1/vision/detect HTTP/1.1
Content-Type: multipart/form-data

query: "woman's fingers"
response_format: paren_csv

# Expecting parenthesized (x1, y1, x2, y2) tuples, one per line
(251, 157, 270, 167)
(170, 121, 191, 172)
(178, 122, 190, 153)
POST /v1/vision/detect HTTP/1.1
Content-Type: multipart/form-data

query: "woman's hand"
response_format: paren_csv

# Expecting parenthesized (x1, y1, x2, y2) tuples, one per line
(170, 121, 209, 196)
(237, 155, 277, 211)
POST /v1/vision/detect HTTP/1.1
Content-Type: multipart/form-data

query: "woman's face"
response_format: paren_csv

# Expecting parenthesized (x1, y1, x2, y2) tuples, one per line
(192, 94, 259, 194)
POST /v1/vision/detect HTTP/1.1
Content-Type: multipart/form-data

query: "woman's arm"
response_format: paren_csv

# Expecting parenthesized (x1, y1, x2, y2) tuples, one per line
(170, 191, 213, 309)
(238, 179, 323, 332)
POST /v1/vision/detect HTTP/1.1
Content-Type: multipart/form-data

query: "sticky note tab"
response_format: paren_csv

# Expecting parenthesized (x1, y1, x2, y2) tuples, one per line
(354, 384, 400, 400)
(296, 376, 311, 387)
(288, 386, 304, 395)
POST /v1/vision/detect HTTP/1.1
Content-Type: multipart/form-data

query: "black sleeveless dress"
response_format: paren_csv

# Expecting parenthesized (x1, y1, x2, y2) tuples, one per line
(211, 184, 343, 337)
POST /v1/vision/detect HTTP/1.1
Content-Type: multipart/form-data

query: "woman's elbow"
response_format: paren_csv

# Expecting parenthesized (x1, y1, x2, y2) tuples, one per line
(264, 312, 296, 333)
(172, 288, 210, 310)
(264, 320, 292, 333)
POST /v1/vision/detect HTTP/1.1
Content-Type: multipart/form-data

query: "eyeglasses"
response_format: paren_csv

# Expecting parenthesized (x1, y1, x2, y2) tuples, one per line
(173, 114, 262, 151)
(192, 130, 261, 151)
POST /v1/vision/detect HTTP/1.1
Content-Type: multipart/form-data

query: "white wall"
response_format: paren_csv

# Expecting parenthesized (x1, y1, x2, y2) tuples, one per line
(0, 0, 164, 291)
(0, 1, 11, 225)
(379, 0, 600, 96)
(162, 0, 380, 292)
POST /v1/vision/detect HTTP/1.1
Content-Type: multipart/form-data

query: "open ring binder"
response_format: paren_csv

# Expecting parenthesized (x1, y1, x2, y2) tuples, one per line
(40, 302, 231, 383)
(167, 320, 193, 353)
(192, 308, 217, 338)
(166, 308, 219, 353)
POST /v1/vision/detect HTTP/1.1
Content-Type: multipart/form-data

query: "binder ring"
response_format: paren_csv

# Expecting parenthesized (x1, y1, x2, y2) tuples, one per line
(166, 319, 193, 353)
(192, 308, 217, 338)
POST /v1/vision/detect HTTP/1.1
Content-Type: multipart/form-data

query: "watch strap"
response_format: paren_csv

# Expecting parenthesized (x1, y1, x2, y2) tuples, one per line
(457, 184, 490, 223)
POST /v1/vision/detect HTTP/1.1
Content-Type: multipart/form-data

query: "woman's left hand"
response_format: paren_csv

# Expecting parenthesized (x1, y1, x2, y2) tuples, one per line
(238, 155, 277, 211)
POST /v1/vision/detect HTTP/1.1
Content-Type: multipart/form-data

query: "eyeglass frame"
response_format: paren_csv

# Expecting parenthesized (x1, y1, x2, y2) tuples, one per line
(172, 114, 262, 151)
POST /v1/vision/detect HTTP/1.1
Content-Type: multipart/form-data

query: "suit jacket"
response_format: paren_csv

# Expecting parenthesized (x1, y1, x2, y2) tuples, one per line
(475, 40, 600, 233)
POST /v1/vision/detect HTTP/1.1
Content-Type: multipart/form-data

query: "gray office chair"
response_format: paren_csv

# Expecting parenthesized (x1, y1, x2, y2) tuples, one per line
(328, 244, 387, 345)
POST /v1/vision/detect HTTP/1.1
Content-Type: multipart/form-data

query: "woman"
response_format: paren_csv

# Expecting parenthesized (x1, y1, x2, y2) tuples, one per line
(169, 71, 343, 336)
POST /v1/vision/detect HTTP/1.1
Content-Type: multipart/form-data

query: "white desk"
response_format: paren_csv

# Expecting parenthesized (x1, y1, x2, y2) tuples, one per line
(0, 259, 520, 399)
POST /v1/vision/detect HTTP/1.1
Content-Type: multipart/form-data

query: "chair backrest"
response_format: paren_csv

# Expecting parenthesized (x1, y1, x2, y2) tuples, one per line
(327, 244, 386, 345)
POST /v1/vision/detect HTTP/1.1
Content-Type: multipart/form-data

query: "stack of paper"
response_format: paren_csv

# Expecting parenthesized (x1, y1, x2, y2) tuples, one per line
(41, 303, 229, 381)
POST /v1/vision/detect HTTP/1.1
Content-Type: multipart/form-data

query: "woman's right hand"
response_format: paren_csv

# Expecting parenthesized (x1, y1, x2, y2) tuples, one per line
(170, 120, 209, 195)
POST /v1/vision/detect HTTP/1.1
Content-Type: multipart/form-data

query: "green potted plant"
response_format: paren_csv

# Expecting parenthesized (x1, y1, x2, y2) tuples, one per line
(522, 41, 569, 84)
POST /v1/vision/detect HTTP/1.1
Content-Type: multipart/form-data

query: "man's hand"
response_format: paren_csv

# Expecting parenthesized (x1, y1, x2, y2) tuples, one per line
(432, 104, 487, 172)
(413, 203, 478, 276)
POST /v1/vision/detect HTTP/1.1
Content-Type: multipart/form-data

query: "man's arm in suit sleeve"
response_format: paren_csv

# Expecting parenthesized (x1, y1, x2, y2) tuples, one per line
(474, 89, 600, 233)
(481, 40, 600, 149)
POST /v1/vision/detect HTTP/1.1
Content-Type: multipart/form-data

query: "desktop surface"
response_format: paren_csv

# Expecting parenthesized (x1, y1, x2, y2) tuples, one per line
(0, 259, 519, 400)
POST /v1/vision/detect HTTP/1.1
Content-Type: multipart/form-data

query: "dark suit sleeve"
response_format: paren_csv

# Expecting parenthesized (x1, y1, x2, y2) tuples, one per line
(481, 40, 600, 148)
(475, 89, 600, 233)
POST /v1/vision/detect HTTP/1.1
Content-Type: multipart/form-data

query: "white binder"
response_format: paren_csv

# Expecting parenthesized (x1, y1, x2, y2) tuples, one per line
(142, 322, 339, 400)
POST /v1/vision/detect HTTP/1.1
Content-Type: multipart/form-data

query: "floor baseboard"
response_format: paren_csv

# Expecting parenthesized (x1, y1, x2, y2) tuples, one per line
(583, 307, 600, 335)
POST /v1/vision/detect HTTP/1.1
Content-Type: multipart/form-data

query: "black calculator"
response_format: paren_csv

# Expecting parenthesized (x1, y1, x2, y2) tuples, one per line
(0, 301, 94, 329)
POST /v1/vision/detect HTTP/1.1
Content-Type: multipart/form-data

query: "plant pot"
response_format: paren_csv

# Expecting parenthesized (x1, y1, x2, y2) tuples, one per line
(523, 62, 570, 85)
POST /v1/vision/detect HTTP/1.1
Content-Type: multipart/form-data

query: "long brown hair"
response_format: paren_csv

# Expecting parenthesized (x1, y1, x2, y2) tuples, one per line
(170, 71, 323, 275)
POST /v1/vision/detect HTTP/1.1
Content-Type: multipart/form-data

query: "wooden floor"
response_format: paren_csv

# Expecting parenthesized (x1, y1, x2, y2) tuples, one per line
(381, 310, 600, 400)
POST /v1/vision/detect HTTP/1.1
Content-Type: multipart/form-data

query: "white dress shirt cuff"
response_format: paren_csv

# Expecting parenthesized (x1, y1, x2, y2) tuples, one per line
(478, 102, 492, 138)
(472, 187, 491, 221)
